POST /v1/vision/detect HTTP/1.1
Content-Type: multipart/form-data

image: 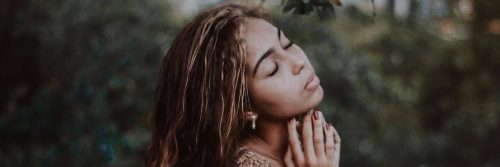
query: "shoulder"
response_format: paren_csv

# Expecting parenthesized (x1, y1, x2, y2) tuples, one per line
(237, 147, 272, 167)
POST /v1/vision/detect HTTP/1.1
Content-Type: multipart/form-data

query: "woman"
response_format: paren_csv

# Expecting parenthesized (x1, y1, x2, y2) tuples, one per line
(146, 3, 341, 167)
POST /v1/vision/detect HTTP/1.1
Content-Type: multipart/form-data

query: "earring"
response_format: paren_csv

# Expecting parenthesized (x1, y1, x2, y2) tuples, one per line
(250, 114, 257, 130)
(246, 111, 258, 130)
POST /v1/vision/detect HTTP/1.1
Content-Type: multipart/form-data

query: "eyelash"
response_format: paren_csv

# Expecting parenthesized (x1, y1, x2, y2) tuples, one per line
(284, 41, 294, 49)
(267, 41, 294, 77)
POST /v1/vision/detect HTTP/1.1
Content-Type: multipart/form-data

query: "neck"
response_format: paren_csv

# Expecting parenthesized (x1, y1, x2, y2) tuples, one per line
(245, 117, 289, 163)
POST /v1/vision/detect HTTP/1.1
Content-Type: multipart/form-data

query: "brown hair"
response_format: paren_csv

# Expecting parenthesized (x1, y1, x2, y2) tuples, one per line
(146, 4, 267, 167)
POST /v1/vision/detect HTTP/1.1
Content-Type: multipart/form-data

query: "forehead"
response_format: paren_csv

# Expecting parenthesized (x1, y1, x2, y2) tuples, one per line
(244, 18, 276, 42)
(244, 18, 277, 68)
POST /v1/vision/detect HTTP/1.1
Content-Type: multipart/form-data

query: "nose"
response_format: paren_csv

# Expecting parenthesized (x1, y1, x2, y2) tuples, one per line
(290, 55, 305, 75)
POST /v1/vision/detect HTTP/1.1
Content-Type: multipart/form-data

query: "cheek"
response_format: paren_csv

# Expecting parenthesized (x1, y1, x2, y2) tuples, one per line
(248, 77, 305, 117)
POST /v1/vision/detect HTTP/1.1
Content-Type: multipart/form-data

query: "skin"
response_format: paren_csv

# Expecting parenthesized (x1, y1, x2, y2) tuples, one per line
(245, 18, 323, 119)
(242, 18, 341, 167)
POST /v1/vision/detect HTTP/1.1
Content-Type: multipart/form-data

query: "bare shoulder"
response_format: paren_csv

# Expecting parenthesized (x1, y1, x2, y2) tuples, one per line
(237, 147, 272, 167)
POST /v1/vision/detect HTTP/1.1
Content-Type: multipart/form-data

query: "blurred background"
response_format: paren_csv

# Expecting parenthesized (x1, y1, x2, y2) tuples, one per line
(1, 0, 499, 166)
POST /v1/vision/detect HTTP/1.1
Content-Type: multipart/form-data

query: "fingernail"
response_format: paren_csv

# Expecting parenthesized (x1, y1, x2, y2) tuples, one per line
(327, 123, 331, 130)
(313, 111, 319, 120)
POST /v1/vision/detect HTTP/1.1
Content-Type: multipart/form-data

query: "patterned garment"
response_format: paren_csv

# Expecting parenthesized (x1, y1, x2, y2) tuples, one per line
(237, 147, 272, 167)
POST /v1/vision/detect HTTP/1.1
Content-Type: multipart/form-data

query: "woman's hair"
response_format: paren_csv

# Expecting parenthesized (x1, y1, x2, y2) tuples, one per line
(146, 4, 268, 167)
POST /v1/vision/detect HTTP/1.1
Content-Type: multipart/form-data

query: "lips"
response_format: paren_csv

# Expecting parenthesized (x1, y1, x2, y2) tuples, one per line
(304, 72, 320, 90)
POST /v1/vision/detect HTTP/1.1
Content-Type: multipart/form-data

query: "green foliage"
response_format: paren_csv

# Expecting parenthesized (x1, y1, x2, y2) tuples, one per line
(1, 0, 175, 166)
(281, 0, 338, 19)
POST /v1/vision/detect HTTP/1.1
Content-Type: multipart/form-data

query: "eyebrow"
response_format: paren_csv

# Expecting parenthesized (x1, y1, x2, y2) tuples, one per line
(253, 28, 281, 76)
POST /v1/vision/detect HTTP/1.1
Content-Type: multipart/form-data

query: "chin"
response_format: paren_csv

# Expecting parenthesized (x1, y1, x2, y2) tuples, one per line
(275, 87, 325, 119)
(296, 86, 324, 116)
(310, 86, 324, 107)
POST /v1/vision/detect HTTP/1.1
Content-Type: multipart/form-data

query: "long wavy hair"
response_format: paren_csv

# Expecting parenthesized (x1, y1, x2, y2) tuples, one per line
(146, 4, 267, 167)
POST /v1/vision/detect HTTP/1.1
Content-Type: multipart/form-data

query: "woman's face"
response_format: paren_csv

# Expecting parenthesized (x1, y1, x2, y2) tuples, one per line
(244, 18, 323, 120)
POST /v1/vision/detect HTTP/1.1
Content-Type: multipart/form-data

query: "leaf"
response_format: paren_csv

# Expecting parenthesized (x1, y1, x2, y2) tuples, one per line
(323, 3, 335, 13)
(283, 3, 296, 13)
(329, 0, 342, 6)
(293, 4, 303, 14)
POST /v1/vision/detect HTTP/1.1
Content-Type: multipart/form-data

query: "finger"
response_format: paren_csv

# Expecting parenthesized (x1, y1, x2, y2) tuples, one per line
(301, 109, 316, 161)
(295, 121, 302, 139)
(313, 110, 325, 159)
(331, 124, 341, 162)
(324, 123, 335, 159)
(287, 118, 304, 164)
(284, 146, 295, 167)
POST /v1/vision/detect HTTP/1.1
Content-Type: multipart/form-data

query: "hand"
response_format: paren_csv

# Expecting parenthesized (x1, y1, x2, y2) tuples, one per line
(285, 110, 341, 167)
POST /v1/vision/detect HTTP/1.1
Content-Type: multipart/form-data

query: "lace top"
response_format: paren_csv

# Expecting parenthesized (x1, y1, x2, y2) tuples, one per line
(237, 147, 272, 167)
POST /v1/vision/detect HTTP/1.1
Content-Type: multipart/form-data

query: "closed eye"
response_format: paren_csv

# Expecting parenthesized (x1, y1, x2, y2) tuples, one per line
(284, 41, 294, 49)
(268, 62, 279, 77)
(267, 41, 293, 77)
